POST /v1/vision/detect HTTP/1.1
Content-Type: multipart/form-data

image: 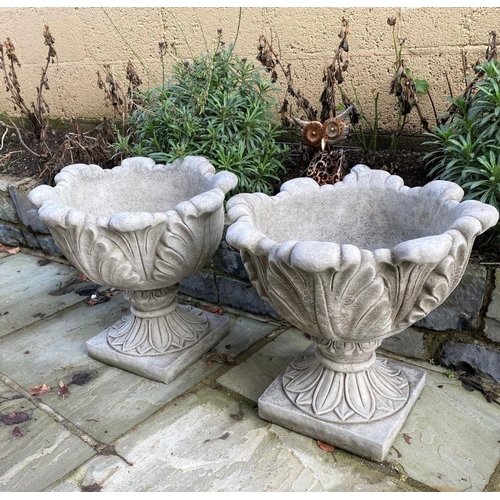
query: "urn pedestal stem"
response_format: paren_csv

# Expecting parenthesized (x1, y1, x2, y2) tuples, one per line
(106, 287, 210, 356)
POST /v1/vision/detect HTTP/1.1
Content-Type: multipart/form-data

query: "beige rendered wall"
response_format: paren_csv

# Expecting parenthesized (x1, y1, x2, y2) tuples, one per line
(0, 7, 499, 134)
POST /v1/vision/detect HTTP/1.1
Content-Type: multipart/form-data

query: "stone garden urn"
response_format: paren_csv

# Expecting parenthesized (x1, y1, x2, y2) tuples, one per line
(226, 165, 498, 461)
(29, 156, 237, 384)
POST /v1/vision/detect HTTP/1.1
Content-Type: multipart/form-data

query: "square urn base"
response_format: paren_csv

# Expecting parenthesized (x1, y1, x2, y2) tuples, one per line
(86, 306, 229, 384)
(258, 354, 426, 462)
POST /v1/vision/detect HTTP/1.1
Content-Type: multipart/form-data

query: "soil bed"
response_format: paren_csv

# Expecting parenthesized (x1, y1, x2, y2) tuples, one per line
(1, 122, 498, 261)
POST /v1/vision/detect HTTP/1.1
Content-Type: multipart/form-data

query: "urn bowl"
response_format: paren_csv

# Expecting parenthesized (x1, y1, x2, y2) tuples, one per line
(29, 156, 237, 290)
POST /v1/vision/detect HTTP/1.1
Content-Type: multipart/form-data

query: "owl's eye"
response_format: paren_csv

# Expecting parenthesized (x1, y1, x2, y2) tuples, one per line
(325, 118, 344, 138)
(304, 122, 323, 145)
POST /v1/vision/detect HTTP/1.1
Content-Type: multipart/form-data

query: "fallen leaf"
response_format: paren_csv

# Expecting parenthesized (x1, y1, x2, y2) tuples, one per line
(317, 440, 335, 452)
(203, 305, 224, 315)
(218, 432, 230, 440)
(485, 391, 499, 403)
(58, 381, 70, 398)
(2, 411, 30, 425)
(81, 484, 103, 492)
(37, 258, 51, 266)
(99, 445, 118, 456)
(77, 273, 91, 282)
(29, 384, 51, 396)
(71, 372, 92, 386)
(403, 433, 412, 444)
(0, 244, 20, 254)
(12, 426, 24, 437)
(205, 352, 228, 365)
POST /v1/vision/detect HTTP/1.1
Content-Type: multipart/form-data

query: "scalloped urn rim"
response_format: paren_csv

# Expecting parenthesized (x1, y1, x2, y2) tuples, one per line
(29, 155, 238, 233)
(226, 164, 499, 268)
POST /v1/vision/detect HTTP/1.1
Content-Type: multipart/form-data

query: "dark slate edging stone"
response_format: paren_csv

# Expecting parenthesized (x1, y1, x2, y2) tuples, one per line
(211, 238, 249, 281)
(216, 275, 279, 318)
(0, 222, 25, 247)
(381, 327, 430, 360)
(441, 341, 500, 382)
(484, 268, 500, 343)
(9, 181, 50, 234)
(37, 236, 63, 257)
(415, 262, 487, 331)
(179, 271, 218, 303)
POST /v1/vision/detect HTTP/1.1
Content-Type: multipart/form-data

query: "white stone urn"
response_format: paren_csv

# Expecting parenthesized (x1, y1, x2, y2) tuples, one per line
(226, 165, 499, 460)
(29, 156, 237, 383)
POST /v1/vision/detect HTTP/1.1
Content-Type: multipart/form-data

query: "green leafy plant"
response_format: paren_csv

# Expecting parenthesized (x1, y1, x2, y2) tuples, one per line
(114, 34, 288, 195)
(424, 60, 500, 219)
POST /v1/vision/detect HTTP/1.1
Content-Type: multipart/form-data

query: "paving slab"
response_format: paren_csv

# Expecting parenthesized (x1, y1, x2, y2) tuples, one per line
(0, 380, 95, 492)
(0, 295, 277, 444)
(217, 328, 312, 402)
(387, 369, 500, 492)
(218, 329, 500, 491)
(0, 252, 82, 338)
(214, 315, 277, 358)
(48, 386, 417, 492)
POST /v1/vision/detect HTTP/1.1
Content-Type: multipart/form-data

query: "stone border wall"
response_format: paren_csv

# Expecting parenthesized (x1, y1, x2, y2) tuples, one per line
(1, 172, 499, 381)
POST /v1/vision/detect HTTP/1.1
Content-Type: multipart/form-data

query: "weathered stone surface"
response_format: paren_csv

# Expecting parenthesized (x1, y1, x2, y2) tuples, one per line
(216, 276, 278, 317)
(22, 229, 41, 250)
(0, 381, 95, 492)
(9, 178, 50, 233)
(484, 268, 500, 343)
(215, 315, 277, 358)
(217, 328, 312, 402)
(0, 222, 25, 247)
(211, 228, 249, 280)
(416, 262, 487, 331)
(441, 341, 500, 382)
(36, 235, 62, 256)
(179, 270, 218, 303)
(49, 387, 417, 492)
(0, 254, 277, 445)
(381, 327, 429, 359)
(0, 252, 82, 337)
(0, 174, 21, 223)
(387, 369, 500, 492)
(29, 157, 237, 382)
(220, 328, 500, 491)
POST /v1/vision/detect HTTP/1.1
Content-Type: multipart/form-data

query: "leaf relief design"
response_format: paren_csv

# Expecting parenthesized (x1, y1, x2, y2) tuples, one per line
(283, 354, 409, 423)
(107, 305, 208, 356)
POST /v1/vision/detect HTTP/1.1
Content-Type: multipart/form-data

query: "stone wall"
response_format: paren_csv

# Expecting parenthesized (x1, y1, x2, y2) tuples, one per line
(1, 172, 499, 380)
(0, 174, 61, 255)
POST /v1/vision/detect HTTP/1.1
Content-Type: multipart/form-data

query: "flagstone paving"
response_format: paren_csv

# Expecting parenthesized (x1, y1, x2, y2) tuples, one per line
(1, 250, 499, 492)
